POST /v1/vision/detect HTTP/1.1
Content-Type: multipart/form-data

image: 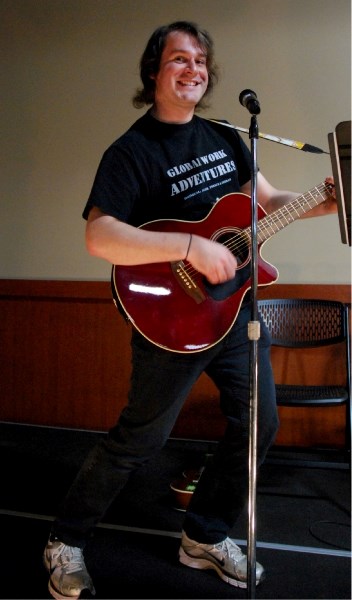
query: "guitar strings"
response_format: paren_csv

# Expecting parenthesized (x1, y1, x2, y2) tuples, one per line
(180, 182, 330, 281)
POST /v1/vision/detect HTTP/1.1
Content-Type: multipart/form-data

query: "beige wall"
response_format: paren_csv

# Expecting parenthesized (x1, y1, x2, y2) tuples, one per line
(1, 0, 351, 284)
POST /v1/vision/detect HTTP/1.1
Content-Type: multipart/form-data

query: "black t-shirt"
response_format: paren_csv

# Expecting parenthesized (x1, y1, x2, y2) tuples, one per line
(82, 111, 252, 226)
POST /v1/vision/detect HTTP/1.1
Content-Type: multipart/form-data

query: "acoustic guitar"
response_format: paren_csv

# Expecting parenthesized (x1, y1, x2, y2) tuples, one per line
(111, 182, 332, 353)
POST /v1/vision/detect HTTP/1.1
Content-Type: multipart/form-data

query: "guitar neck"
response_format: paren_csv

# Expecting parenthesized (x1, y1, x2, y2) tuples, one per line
(253, 182, 331, 243)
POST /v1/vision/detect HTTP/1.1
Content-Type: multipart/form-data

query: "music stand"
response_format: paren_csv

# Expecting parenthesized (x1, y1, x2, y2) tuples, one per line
(328, 121, 351, 246)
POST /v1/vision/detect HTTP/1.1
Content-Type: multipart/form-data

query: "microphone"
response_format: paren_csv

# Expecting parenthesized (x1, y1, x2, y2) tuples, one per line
(239, 89, 261, 114)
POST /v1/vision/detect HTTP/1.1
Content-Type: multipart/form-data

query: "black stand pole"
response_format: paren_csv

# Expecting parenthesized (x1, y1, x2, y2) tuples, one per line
(247, 113, 260, 600)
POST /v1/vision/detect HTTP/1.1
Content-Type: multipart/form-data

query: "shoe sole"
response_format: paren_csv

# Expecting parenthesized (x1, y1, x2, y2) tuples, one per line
(43, 553, 82, 600)
(48, 579, 80, 600)
(179, 547, 264, 589)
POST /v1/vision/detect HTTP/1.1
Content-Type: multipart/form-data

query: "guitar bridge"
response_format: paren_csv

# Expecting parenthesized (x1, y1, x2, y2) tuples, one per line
(171, 261, 206, 304)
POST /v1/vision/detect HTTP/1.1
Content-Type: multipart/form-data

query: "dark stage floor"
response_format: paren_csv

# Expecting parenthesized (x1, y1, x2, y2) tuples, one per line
(0, 422, 350, 599)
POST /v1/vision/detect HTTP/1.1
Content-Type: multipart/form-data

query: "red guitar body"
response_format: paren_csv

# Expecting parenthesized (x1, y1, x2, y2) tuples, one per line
(111, 192, 278, 353)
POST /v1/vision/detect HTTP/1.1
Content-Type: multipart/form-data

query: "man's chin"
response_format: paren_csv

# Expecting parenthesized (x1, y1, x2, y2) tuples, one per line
(177, 91, 204, 105)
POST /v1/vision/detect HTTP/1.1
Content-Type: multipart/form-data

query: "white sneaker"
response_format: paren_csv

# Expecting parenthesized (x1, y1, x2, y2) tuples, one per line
(43, 537, 96, 599)
(179, 531, 265, 588)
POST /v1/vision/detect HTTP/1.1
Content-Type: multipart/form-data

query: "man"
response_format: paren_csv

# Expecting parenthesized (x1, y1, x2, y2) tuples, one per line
(43, 21, 336, 599)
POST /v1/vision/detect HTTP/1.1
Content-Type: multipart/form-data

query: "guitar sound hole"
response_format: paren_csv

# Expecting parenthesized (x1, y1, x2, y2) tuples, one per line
(217, 230, 250, 267)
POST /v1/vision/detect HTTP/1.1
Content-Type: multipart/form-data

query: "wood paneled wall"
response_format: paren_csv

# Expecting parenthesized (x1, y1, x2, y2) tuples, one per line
(0, 279, 350, 447)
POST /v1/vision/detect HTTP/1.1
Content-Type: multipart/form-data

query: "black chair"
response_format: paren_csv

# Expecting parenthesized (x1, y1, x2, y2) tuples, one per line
(258, 298, 351, 468)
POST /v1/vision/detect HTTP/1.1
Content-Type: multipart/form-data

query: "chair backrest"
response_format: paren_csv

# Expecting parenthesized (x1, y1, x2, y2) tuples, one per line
(257, 298, 351, 465)
(258, 298, 349, 348)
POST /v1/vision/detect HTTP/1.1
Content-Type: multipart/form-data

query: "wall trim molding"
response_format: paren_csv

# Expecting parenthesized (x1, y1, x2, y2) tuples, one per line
(0, 279, 350, 445)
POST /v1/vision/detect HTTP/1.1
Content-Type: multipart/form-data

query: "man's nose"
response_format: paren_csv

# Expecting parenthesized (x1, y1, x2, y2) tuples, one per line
(185, 59, 197, 73)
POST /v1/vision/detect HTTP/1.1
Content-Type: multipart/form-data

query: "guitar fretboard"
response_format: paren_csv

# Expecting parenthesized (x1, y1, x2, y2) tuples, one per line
(255, 182, 331, 243)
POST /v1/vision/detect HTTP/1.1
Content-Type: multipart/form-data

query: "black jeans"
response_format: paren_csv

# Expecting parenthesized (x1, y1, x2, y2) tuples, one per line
(53, 303, 279, 547)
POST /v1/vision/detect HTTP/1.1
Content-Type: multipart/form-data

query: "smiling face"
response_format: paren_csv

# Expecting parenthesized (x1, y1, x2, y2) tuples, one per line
(151, 31, 209, 123)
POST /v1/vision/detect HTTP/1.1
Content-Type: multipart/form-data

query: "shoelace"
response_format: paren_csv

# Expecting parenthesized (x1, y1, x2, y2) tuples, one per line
(215, 538, 244, 563)
(54, 543, 86, 575)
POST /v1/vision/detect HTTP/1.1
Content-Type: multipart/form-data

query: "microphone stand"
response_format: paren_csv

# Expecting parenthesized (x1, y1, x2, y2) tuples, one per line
(246, 113, 260, 600)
